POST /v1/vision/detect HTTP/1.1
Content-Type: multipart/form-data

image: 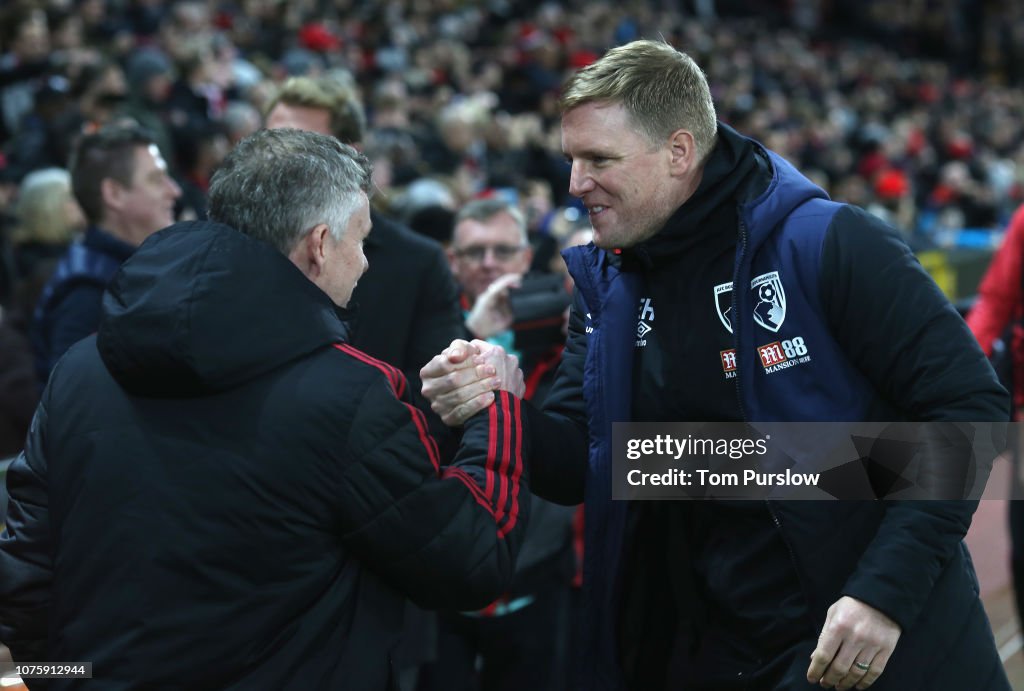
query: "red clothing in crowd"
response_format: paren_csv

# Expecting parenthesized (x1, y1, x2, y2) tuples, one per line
(967, 203, 1024, 410)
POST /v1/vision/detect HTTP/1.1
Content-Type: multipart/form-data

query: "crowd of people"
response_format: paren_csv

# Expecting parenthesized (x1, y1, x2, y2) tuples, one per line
(2, 1, 1024, 283)
(0, 1, 1021, 690)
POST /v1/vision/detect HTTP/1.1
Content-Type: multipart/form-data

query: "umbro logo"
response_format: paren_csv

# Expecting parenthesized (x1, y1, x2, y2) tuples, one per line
(636, 298, 654, 347)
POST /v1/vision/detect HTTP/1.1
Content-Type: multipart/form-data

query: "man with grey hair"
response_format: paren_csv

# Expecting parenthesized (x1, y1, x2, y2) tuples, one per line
(449, 197, 533, 344)
(0, 128, 529, 689)
(266, 74, 462, 394)
(421, 39, 1009, 690)
(221, 100, 262, 147)
(266, 73, 465, 691)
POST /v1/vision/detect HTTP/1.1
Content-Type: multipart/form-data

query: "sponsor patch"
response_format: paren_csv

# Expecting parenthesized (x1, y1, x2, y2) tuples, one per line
(757, 337, 812, 374)
(721, 348, 738, 380)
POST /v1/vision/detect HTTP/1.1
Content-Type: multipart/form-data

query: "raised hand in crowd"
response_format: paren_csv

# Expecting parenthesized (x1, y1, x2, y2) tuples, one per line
(465, 272, 522, 340)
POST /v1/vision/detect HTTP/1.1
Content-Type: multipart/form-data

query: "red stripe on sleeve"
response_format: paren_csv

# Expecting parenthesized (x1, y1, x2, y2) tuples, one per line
(334, 343, 439, 473)
(338, 343, 404, 396)
(408, 406, 441, 474)
(523, 346, 563, 401)
(495, 390, 513, 523)
(498, 393, 525, 537)
(484, 402, 498, 500)
(334, 343, 523, 538)
(394, 368, 407, 398)
(443, 467, 495, 516)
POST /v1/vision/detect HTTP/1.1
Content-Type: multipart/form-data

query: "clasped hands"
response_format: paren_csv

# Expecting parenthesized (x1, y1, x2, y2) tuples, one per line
(420, 339, 524, 426)
(422, 345, 902, 691)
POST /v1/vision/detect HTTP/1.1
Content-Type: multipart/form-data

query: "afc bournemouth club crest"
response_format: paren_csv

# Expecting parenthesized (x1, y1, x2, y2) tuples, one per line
(713, 271, 807, 377)
(714, 282, 734, 334)
(751, 271, 786, 332)
(713, 271, 786, 334)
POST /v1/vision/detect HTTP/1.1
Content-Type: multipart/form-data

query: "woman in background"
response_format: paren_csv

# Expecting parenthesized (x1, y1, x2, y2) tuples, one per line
(8, 166, 84, 328)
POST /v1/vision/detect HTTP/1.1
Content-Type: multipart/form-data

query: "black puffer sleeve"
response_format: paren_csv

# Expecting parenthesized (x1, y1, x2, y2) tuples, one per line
(0, 395, 52, 663)
(526, 289, 590, 505)
(820, 205, 1009, 630)
(336, 344, 530, 611)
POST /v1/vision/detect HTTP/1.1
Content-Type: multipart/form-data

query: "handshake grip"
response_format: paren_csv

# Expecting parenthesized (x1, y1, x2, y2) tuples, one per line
(470, 339, 525, 400)
(420, 338, 527, 427)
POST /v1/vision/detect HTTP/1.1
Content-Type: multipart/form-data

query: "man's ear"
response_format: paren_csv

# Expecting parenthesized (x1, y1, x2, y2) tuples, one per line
(446, 245, 459, 275)
(100, 178, 124, 212)
(667, 129, 698, 177)
(288, 224, 331, 279)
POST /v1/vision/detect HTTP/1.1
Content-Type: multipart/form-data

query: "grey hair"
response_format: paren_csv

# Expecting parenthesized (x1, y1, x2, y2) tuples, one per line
(559, 39, 718, 163)
(454, 197, 527, 246)
(221, 100, 261, 139)
(208, 128, 372, 254)
(14, 168, 76, 245)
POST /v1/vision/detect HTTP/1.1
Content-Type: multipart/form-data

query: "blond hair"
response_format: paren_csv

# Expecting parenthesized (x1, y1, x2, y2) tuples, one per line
(266, 75, 366, 145)
(13, 168, 79, 245)
(560, 40, 718, 162)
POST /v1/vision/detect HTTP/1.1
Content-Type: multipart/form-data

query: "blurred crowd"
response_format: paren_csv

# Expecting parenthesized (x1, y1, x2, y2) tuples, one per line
(2, 0, 1024, 315)
(2, 1, 1024, 685)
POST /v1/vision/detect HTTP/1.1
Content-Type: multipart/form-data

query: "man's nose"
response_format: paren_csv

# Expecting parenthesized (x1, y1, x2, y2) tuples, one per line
(481, 248, 502, 268)
(166, 175, 183, 199)
(568, 161, 594, 198)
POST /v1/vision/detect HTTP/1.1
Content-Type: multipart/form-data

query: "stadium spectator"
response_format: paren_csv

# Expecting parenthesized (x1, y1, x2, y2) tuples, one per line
(419, 196, 574, 691)
(7, 167, 83, 329)
(967, 201, 1024, 634)
(30, 125, 180, 386)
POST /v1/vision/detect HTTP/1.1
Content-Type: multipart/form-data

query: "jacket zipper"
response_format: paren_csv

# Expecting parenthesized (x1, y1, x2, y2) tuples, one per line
(733, 215, 748, 421)
(734, 212, 819, 631)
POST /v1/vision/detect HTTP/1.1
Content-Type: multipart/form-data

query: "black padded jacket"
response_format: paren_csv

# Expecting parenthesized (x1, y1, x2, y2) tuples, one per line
(0, 221, 530, 690)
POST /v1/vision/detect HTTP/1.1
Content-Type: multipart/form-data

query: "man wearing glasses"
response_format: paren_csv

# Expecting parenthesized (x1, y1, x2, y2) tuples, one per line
(425, 196, 576, 691)
(449, 197, 533, 349)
